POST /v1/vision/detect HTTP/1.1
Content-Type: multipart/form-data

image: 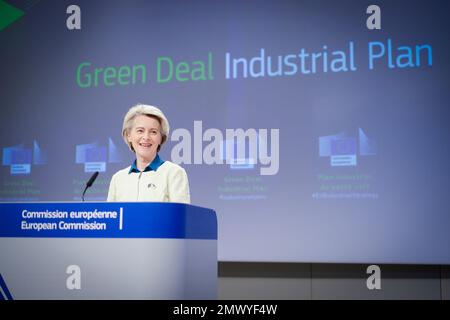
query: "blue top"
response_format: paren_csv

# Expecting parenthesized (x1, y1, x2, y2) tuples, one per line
(129, 154, 165, 174)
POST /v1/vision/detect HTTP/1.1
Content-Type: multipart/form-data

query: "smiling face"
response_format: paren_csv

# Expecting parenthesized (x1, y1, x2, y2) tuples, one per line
(127, 115, 162, 164)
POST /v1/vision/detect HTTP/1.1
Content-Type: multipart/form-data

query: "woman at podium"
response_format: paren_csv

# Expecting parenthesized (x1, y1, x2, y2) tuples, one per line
(107, 104, 190, 203)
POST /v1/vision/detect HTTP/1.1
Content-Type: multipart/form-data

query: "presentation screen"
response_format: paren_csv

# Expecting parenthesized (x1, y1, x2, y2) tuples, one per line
(1, 0, 449, 264)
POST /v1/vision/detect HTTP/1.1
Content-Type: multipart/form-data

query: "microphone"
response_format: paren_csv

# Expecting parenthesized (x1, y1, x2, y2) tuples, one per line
(81, 171, 99, 202)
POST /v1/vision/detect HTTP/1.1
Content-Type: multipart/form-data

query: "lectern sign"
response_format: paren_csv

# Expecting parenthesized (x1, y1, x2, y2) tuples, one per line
(0, 202, 216, 239)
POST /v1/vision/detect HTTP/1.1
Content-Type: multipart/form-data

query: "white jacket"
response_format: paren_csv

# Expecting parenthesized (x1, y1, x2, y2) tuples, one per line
(107, 161, 190, 204)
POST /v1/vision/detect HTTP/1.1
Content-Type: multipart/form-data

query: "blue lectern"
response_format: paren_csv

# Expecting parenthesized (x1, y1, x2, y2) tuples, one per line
(0, 202, 217, 300)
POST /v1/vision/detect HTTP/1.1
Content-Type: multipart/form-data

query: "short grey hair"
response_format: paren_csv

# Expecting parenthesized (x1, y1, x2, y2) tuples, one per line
(122, 104, 170, 152)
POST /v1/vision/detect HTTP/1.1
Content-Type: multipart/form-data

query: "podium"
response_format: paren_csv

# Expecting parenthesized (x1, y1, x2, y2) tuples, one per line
(0, 202, 217, 300)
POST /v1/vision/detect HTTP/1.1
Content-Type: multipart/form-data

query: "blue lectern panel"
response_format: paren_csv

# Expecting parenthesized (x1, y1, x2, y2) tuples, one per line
(0, 202, 217, 239)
